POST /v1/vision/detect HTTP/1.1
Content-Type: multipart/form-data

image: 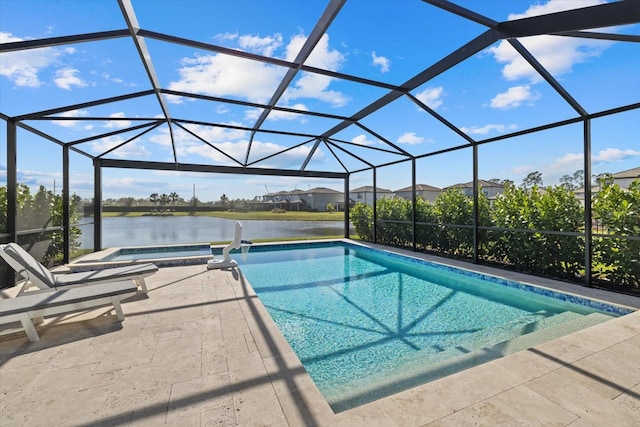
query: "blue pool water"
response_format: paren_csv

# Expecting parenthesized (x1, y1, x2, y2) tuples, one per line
(233, 241, 632, 412)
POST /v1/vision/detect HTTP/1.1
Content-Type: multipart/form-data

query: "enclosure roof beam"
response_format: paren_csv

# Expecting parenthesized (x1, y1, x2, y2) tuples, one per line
(0, 30, 130, 53)
(496, 1, 640, 38)
(118, 0, 177, 162)
(14, 90, 155, 121)
(99, 159, 347, 179)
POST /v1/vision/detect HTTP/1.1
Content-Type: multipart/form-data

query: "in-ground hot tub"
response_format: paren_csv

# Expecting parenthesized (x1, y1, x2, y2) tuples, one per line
(69, 243, 214, 271)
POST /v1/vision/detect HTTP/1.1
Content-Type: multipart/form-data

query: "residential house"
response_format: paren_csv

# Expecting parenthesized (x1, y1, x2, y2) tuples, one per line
(575, 166, 640, 205)
(261, 190, 307, 211)
(394, 184, 442, 203)
(261, 187, 348, 212)
(300, 187, 347, 212)
(444, 179, 505, 202)
(612, 167, 640, 189)
(350, 186, 394, 206)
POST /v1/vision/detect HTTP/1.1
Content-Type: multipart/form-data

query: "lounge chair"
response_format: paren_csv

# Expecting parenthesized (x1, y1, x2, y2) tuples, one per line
(0, 280, 138, 341)
(0, 243, 158, 294)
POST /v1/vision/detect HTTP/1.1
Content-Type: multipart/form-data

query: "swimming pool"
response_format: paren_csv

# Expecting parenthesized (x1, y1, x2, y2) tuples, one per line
(234, 241, 633, 412)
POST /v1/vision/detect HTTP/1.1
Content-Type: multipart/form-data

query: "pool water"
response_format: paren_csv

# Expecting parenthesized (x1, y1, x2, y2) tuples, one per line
(234, 242, 631, 412)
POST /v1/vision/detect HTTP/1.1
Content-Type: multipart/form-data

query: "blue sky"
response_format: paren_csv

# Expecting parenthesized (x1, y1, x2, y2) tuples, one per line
(1, 0, 638, 202)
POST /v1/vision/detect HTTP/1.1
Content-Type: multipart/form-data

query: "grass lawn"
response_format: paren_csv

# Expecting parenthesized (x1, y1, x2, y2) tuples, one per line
(102, 210, 345, 221)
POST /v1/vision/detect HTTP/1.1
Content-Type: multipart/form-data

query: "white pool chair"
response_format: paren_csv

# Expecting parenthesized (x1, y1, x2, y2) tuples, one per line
(0, 243, 158, 294)
(0, 280, 138, 342)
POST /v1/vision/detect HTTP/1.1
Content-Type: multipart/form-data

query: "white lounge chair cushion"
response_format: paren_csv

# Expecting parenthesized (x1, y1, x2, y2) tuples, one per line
(53, 263, 158, 287)
(0, 280, 138, 342)
(1, 243, 56, 286)
(1, 243, 158, 293)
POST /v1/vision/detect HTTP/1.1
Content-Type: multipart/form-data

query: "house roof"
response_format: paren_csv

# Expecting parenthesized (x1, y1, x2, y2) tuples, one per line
(444, 180, 504, 190)
(613, 167, 640, 179)
(350, 186, 393, 193)
(305, 187, 342, 194)
(395, 184, 442, 192)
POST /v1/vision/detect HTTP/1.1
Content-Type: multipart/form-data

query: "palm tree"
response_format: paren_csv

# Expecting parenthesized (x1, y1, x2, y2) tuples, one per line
(169, 192, 179, 211)
(149, 193, 159, 212)
(160, 193, 170, 212)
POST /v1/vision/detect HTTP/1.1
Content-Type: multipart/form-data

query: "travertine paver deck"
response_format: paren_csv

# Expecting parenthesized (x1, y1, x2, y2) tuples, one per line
(1, 247, 639, 426)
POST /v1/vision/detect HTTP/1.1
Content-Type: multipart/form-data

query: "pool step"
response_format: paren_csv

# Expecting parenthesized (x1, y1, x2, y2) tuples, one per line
(453, 310, 587, 356)
(485, 311, 614, 355)
(326, 311, 615, 412)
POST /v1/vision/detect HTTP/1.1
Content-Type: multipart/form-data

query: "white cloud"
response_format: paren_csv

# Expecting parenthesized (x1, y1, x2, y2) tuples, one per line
(397, 132, 424, 145)
(168, 32, 348, 108)
(54, 68, 87, 90)
(489, 85, 540, 109)
(0, 32, 61, 87)
(371, 51, 390, 73)
(165, 126, 312, 167)
(168, 54, 285, 104)
(487, 0, 610, 83)
(283, 34, 348, 107)
(238, 33, 283, 57)
(512, 164, 534, 175)
(213, 32, 238, 43)
(90, 136, 151, 158)
(102, 73, 123, 84)
(594, 148, 640, 163)
(52, 109, 88, 128)
(245, 106, 309, 122)
(550, 148, 640, 171)
(103, 112, 131, 129)
(461, 123, 518, 135)
(154, 123, 248, 148)
(351, 134, 377, 146)
(507, 0, 605, 20)
(267, 104, 310, 122)
(415, 87, 444, 110)
(283, 72, 349, 107)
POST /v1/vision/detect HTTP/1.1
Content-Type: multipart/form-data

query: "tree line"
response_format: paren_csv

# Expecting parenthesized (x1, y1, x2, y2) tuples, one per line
(350, 177, 639, 291)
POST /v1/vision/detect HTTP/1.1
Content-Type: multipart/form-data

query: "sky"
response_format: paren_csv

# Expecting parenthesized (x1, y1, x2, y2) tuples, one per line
(0, 0, 638, 202)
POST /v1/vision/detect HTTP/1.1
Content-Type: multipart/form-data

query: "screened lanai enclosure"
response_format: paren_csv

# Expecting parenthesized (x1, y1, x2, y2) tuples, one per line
(1, 0, 639, 291)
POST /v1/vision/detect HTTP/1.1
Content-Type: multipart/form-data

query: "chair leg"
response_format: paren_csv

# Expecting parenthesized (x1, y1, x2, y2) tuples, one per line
(111, 297, 125, 321)
(136, 278, 148, 294)
(19, 313, 39, 342)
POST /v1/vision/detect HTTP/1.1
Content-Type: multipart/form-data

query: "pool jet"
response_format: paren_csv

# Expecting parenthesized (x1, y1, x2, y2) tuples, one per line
(207, 221, 251, 269)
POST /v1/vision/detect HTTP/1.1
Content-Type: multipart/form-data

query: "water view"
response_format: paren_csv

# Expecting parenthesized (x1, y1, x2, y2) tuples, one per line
(78, 216, 351, 248)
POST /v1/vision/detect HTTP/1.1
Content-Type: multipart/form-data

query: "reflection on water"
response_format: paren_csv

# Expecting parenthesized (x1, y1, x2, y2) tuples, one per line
(78, 216, 352, 248)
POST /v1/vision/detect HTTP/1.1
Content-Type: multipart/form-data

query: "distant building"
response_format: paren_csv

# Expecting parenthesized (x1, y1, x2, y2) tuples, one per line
(301, 187, 347, 212)
(611, 167, 640, 190)
(394, 184, 442, 203)
(444, 179, 505, 202)
(575, 167, 640, 205)
(350, 186, 394, 206)
(261, 187, 348, 212)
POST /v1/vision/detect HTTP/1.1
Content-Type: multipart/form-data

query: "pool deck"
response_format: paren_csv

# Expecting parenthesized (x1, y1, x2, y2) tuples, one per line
(1, 241, 639, 426)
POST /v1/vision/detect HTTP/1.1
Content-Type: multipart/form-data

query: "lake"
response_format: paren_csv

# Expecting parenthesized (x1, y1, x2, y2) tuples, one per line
(78, 216, 352, 248)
